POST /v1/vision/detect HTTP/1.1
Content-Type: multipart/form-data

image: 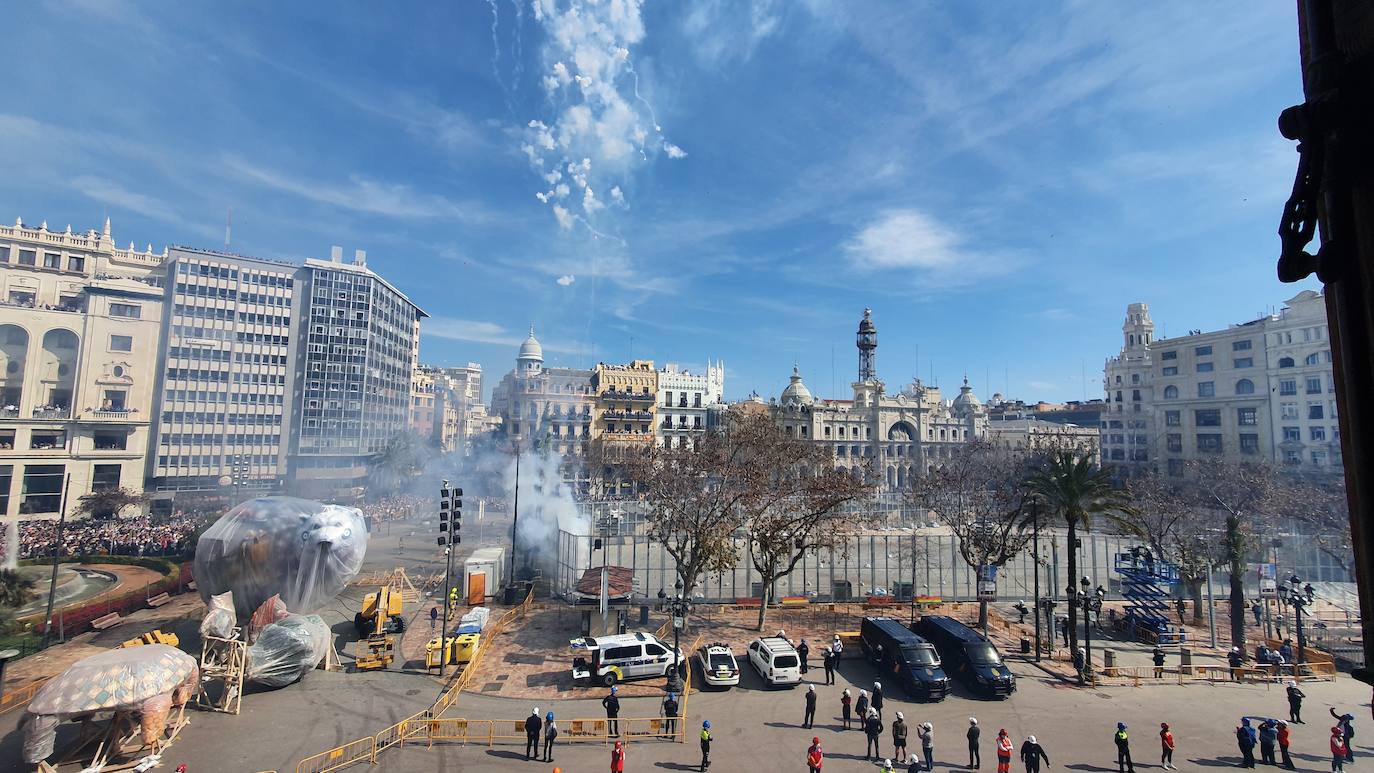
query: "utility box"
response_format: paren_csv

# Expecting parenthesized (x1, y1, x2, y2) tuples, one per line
(1103, 649, 1117, 670)
(1179, 647, 1193, 675)
(464, 547, 507, 604)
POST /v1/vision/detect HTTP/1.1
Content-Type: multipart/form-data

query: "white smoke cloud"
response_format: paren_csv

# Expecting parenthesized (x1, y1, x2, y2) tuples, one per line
(552, 204, 575, 230)
(557, 274, 576, 286)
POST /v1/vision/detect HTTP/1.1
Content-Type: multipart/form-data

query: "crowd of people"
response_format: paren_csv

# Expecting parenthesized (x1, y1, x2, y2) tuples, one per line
(13, 511, 211, 560)
(359, 495, 427, 526)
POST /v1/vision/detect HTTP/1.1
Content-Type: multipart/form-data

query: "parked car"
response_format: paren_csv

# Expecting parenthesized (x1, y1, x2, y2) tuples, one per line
(570, 632, 684, 686)
(695, 642, 740, 688)
(911, 615, 1016, 698)
(860, 616, 949, 700)
(746, 636, 802, 687)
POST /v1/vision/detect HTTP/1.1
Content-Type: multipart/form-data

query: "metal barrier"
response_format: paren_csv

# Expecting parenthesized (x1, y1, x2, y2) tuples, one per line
(0, 677, 50, 715)
(421, 716, 684, 748)
(294, 736, 376, 773)
(1092, 662, 1335, 688)
(375, 711, 427, 755)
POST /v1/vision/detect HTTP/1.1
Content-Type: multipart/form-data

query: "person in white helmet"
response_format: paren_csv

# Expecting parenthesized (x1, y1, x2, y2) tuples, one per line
(919, 721, 935, 771)
(892, 711, 909, 763)
(968, 717, 982, 769)
(1020, 734, 1050, 773)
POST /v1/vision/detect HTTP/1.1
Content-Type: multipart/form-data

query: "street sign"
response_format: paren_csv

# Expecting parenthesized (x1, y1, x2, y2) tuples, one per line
(1258, 563, 1278, 598)
(977, 564, 998, 601)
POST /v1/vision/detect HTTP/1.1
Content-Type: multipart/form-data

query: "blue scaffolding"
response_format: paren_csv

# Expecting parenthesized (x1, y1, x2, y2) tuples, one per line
(1115, 551, 1187, 645)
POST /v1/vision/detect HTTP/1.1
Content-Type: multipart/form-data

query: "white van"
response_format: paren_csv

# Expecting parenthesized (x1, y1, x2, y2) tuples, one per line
(570, 632, 685, 686)
(747, 636, 802, 687)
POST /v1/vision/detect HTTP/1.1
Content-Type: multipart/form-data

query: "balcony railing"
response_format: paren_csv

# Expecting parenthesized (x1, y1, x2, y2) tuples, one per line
(602, 410, 653, 420)
(601, 390, 655, 401)
(31, 406, 70, 419)
(86, 408, 139, 419)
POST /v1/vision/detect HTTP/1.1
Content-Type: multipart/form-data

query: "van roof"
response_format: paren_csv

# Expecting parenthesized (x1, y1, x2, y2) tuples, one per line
(757, 637, 796, 651)
(864, 616, 933, 645)
(583, 632, 654, 649)
(916, 615, 986, 644)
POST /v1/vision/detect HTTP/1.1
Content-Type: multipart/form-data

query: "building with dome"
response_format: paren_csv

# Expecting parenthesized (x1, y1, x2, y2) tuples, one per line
(771, 309, 987, 493)
(489, 327, 596, 458)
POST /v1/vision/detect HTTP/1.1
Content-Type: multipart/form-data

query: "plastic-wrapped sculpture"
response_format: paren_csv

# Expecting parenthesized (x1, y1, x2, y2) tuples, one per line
(199, 590, 237, 640)
(194, 496, 368, 619)
(22, 644, 199, 764)
(245, 614, 331, 688)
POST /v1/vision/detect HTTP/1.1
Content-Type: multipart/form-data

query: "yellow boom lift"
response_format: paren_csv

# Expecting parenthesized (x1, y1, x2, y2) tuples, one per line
(354, 584, 405, 670)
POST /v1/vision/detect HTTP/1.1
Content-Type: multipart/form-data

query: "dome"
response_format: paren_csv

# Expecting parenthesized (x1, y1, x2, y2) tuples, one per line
(858, 307, 876, 334)
(951, 376, 982, 416)
(517, 325, 544, 362)
(780, 364, 814, 406)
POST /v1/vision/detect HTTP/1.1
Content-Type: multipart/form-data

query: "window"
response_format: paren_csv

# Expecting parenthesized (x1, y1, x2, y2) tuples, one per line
(1305, 353, 1321, 365)
(1234, 357, 1253, 369)
(1308, 403, 1324, 420)
(1195, 409, 1221, 427)
(1284, 450, 1302, 465)
(1165, 410, 1181, 426)
(1162, 366, 1178, 376)
(1197, 434, 1223, 453)
(1279, 357, 1295, 368)
(1282, 426, 1301, 442)
(1281, 402, 1299, 420)
(92, 464, 120, 491)
(30, 431, 65, 450)
(102, 390, 127, 411)
(1163, 385, 1179, 399)
(1132, 373, 1140, 384)
(1131, 389, 1141, 401)
(0, 465, 10, 513)
(109, 334, 133, 352)
(1197, 381, 1214, 398)
(1312, 450, 1328, 466)
(1310, 426, 1326, 442)
(68, 256, 85, 272)
(1197, 362, 1214, 373)
(1230, 379, 1254, 396)
(109, 303, 141, 318)
(1195, 345, 1212, 356)
(93, 431, 127, 450)
(1279, 379, 1297, 396)
(43, 252, 61, 269)
(18, 249, 35, 266)
(1240, 434, 1259, 455)
(1232, 340, 1252, 351)
(1238, 407, 1257, 426)
(1166, 434, 1182, 452)
(1306, 376, 1322, 394)
(1161, 350, 1177, 360)
(20, 464, 63, 513)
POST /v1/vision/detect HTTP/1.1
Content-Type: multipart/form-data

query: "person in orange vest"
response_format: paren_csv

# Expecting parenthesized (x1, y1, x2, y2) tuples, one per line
(1159, 722, 1175, 770)
(996, 728, 1014, 773)
(1277, 720, 1294, 770)
(611, 739, 625, 773)
(807, 736, 824, 772)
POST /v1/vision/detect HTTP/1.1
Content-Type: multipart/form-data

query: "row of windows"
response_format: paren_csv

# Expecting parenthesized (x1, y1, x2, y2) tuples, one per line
(157, 454, 276, 467)
(1278, 401, 1335, 421)
(160, 433, 281, 446)
(161, 392, 284, 407)
(662, 391, 704, 407)
(166, 368, 229, 382)
(0, 246, 89, 273)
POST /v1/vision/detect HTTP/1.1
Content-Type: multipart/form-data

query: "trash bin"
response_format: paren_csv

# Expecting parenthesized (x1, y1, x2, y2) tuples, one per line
(639, 605, 650, 625)
(1020, 638, 1031, 654)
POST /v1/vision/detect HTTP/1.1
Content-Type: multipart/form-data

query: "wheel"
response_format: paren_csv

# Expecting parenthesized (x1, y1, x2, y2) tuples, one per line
(354, 613, 368, 638)
(602, 671, 618, 687)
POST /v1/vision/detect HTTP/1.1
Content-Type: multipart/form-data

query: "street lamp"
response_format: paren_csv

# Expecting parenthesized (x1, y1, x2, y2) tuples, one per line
(1078, 577, 1106, 685)
(665, 578, 689, 694)
(1281, 573, 1312, 669)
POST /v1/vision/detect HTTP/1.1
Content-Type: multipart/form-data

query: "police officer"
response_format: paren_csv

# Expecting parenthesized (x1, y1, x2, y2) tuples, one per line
(798, 638, 811, 674)
(699, 720, 712, 771)
(823, 645, 836, 685)
(1115, 722, 1135, 773)
(872, 681, 885, 721)
(662, 692, 679, 738)
(602, 687, 620, 736)
(1229, 647, 1245, 680)
(865, 708, 885, 760)
(1286, 681, 1305, 723)
(524, 707, 542, 761)
(1152, 646, 1166, 679)
(803, 684, 817, 729)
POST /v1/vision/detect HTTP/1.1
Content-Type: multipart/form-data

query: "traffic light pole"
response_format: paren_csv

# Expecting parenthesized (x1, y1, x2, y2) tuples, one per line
(438, 480, 462, 678)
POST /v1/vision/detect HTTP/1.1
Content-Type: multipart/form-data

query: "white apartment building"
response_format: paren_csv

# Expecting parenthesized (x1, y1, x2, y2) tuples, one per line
(656, 361, 724, 448)
(1263, 290, 1341, 469)
(0, 218, 165, 520)
(1100, 303, 1158, 470)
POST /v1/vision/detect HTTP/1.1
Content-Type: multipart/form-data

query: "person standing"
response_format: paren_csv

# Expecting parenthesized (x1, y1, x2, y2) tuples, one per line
(1237, 718, 1257, 768)
(996, 729, 1013, 773)
(866, 708, 885, 760)
(823, 646, 836, 685)
(1152, 647, 1166, 679)
(856, 690, 870, 724)
(1253, 600, 1264, 626)
(1229, 647, 1246, 681)
(1060, 617, 1070, 647)
(1115, 722, 1136, 773)
(1278, 720, 1295, 770)
(1259, 718, 1279, 766)
(891, 712, 908, 764)
(804, 684, 817, 729)
(967, 718, 982, 770)
(524, 707, 542, 761)
(799, 638, 810, 674)
(841, 689, 853, 730)
(611, 739, 625, 773)
(699, 720, 712, 771)
(1330, 709, 1356, 762)
(602, 687, 620, 737)
(543, 712, 558, 763)
(919, 722, 935, 772)
(1332, 727, 1349, 773)
(832, 634, 843, 658)
(807, 736, 824, 773)
(430, 606, 439, 630)
(1286, 681, 1305, 723)
(1020, 735, 1050, 773)
(1176, 598, 1187, 626)
(872, 681, 885, 720)
(663, 692, 679, 738)
(1159, 722, 1175, 770)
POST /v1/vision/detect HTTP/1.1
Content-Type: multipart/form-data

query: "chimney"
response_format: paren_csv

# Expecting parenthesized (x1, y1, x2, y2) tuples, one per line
(354, 249, 367, 267)
(330, 245, 343, 263)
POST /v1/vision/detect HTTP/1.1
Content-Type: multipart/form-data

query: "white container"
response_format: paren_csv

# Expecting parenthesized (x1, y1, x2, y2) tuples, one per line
(462, 547, 506, 603)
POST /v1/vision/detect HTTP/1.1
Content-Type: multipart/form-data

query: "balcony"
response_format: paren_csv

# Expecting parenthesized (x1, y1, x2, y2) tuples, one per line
(84, 408, 141, 421)
(602, 409, 653, 421)
(31, 406, 70, 419)
(601, 390, 655, 402)
(0, 406, 18, 418)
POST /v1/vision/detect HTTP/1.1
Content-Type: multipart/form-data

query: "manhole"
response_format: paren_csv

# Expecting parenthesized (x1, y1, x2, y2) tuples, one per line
(481, 682, 505, 693)
(496, 674, 510, 681)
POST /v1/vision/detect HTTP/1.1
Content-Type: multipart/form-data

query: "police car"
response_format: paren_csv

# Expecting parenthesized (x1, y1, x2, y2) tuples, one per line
(570, 632, 685, 686)
(694, 642, 740, 688)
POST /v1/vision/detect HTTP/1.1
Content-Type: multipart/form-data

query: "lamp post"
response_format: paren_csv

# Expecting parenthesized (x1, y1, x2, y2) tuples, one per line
(1078, 576, 1105, 685)
(1029, 496, 1042, 662)
(1282, 574, 1313, 669)
(665, 578, 689, 694)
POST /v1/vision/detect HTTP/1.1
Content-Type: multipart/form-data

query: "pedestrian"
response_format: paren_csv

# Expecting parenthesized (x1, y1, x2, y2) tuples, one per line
(1329, 709, 1355, 762)
(807, 736, 824, 772)
(1237, 717, 1257, 768)
(1253, 600, 1263, 626)
(1279, 639, 1295, 663)
(907, 753, 922, 773)
(1159, 722, 1175, 770)
(866, 708, 885, 760)
(832, 634, 843, 658)
(872, 681, 884, 720)
(799, 638, 810, 674)
(1332, 727, 1348, 773)
(430, 606, 438, 630)
(842, 688, 853, 730)
(856, 689, 870, 723)
(1060, 617, 1070, 647)
(1176, 598, 1187, 625)
(996, 728, 1013, 773)
(699, 720, 712, 771)
(824, 646, 836, 685)
(611, 739, 625, 773)
(1073, 647, 1086, 680)
(1230, 647, 1245, 681)
(1278, 720, 1294, 770)
(880, 760, 896, 773)
(803, 684, 817, 729)
(919, 721, 935, 772)
(1287, 682, 1305, 723)
(662, 692, 679, 738)
(891, 711, 908, 764)
(1115, 722, 1136, 773)
(524, 707, 542, 761)
(544, 712, 558, 762)
(1259, 718, 1279, 766)
(1020, 735, 1050, 773)
(968, 718, 982, 770)
(602, 687, 620, 737)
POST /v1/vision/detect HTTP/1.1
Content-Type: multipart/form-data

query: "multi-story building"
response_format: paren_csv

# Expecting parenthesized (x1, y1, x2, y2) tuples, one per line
(773, 309, 987, 492)
(409, 366, 438, 439)
(1102, 291, 1337, 475)
(986, 417, 1100, 456)
(592, 360, 657, 444)
(0, 218, 165, 520)
(656, 362, 724, 448)
(489, 328, 595, 458)
(410, 363, 485, 454)
(286, 248, 425, 499)
(147, 246, 297, 494)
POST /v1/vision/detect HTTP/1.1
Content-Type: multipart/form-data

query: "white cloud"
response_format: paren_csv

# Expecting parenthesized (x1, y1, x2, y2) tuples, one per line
(681, 0, 782, 67)
(552, 205, 574, 230)
(424, 317, 580, 353)
(71, 175, 178, 223)
(557, 274, 576, 286)
(663, 143, 687, 159)
(845, 209, 963, 270)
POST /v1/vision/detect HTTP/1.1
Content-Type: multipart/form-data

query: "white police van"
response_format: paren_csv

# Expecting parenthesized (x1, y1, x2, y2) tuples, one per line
(570, 632, 685, 686)
(747, 636, 802, 687)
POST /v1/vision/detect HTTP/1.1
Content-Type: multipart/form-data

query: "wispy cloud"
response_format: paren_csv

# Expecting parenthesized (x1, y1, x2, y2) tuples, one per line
(71, 175, 178, 223)
(844, 208, 1013, 287)
(681, 0, 782, 66)
(425, 317, 582, 354)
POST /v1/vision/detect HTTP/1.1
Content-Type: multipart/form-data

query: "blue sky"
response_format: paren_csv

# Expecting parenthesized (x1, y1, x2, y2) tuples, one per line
(0, 1, 1321, 404)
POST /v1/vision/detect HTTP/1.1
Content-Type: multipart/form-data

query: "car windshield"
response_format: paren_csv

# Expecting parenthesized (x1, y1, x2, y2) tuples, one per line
(903, 646, 938, 666)
(967, 643, 1002, 666)
(773, 655, 799, 669)
(708, 653, 735, 669)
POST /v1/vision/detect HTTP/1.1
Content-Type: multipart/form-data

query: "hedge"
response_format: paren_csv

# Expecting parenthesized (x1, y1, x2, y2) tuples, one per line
(20, 555, 186, 576)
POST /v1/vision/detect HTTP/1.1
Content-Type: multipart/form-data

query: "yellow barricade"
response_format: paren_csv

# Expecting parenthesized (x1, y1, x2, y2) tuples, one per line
(0, 677, 49, 715)
(375, 711, 427, 755)
(295, 736, 376, 773)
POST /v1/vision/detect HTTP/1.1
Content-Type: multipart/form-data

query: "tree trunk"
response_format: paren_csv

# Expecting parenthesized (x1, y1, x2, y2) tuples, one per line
(755, 575, 772, 631)
(1066, 521, 1080, 665)
(1188, 577, 1205, 625)
(1225, 515, 1248, 659)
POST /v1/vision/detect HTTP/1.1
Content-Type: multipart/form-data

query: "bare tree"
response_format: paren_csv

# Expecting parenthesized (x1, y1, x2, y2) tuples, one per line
(910, 441, 1036, 628)
(1284, 471, 1353, 580)
(1124, 472, 1214, 624)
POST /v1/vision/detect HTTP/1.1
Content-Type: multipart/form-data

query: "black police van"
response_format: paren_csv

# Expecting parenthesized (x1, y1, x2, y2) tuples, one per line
(910, 615, 1016, 698)
(859, 616, 949, 700)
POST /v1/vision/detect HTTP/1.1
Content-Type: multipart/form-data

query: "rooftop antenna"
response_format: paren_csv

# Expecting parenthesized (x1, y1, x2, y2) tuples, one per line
(830, 346, 835, 399)
(225, 207, 232, 250)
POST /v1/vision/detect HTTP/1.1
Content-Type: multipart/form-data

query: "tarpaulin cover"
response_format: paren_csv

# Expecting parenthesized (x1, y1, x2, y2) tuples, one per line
(247, 594, 290, 643)
(194, 497, 368, 618)
(245, 614, 330, 688)
(459, 607, 490, 631)
(200, 591, 236, 640)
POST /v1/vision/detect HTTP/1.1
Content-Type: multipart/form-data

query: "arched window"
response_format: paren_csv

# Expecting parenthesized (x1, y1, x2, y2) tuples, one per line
(1236, 379, 1255, 395)
(1163, 385, 1178, 399)
(1279, 357, 1295, 368)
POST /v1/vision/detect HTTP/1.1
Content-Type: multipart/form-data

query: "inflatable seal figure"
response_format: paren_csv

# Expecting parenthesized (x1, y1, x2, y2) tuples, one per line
(194, 496, 368, 619)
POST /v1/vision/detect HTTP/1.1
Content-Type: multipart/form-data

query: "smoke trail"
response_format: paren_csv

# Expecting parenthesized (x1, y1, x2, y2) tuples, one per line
(509, 0, 525, 90)
(623, 60, 661, 134)
(486, 0, 508, 105)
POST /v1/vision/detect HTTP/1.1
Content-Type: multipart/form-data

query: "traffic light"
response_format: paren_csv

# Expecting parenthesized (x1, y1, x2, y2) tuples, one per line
(438, 481, 463, 546)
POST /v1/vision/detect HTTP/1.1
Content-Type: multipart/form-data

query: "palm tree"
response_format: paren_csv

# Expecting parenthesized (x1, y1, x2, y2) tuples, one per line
(1026, 449, 1131, 677)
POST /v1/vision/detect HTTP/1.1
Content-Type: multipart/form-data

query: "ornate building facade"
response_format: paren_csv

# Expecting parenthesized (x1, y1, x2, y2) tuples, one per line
(489, 327, 595, 457)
